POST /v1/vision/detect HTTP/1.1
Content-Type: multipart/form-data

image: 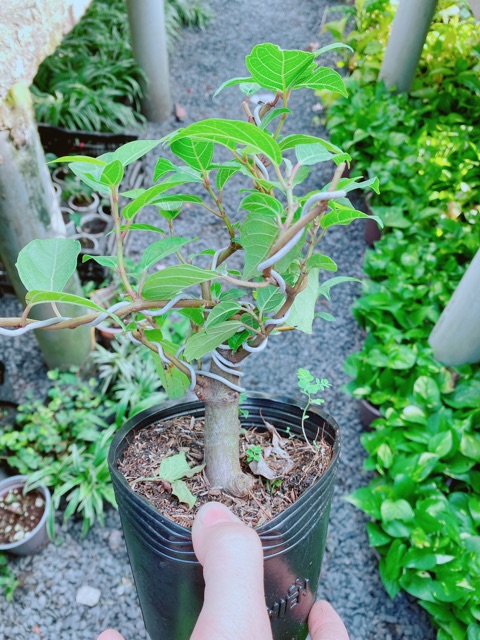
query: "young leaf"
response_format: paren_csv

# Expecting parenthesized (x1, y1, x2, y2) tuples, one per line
(205, 301, 242, 327)
(49, 155, 106, 166)
(313, 43, 354, 57)
(279, 134, 344, 154)
(170, 138, 214, 172)
(288, 268, 319, 334)
(153, 158, 177, 182)
(295, 67, 347, 96)
(139, 237, 194, 271)
(82, 255, 119, 270)
(119, 223, 165, 234)
(100, 140, 161, 167)
(239, 212, 279, 279)
(142, 265, 218, 300)
(169, 119, 283, 165)
(245, 44, 315, 93)
(296, 143, 334, 165)
(213, 76, 255, 97)
(184, 321, 244, 361)
(239, 193, 284, 219)
(16, 239, 81, 292)
(307, 254, 338, 271)
(25, 290, 105, 312)
(256, 285, 286, 314)
(216, 165, 240, 190)
(100, 160, 124, 187)
(123, 179, 201, 220)
(318, 276, 360, 300)
(259, 108, 291, 130)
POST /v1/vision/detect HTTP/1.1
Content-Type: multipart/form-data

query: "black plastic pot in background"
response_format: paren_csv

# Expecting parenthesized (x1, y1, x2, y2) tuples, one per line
(38, 123, 139, 157)
(358, 399, 382, 429)
(109, 393, 340, 640)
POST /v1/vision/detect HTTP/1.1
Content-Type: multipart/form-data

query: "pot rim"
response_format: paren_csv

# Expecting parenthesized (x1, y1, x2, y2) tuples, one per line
(0, 475, 51, 552)
(109, 392, 340, 539)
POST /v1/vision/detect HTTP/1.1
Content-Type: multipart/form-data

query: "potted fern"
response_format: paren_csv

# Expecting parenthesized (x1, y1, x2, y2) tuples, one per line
(0, 44, 379, 640)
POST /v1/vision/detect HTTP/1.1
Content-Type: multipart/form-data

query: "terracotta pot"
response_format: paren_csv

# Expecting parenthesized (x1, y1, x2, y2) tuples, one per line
(0, 476, 51, 555)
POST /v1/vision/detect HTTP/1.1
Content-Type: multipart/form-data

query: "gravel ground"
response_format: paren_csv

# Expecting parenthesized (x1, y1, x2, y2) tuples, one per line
(0, 1, 435, 638)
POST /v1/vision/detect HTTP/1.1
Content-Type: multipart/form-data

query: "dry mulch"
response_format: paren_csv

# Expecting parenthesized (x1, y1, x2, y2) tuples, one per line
(118, 415, 333, 529)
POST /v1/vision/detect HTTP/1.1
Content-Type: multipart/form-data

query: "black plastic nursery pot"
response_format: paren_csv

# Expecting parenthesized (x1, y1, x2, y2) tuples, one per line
(108, 393, 340, 640)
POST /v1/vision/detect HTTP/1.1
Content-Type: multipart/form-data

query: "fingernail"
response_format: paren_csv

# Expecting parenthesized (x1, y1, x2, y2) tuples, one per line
(197, 502, 239, 528)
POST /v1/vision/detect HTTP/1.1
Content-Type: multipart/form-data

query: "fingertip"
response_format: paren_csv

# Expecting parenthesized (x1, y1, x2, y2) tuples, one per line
(97, 631, 125, 640)
(309, 600, 349, 640)
(196, 501, 241, 528)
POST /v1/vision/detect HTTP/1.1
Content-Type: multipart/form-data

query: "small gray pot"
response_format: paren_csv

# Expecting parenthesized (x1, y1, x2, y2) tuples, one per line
(0, 476, 51, 556)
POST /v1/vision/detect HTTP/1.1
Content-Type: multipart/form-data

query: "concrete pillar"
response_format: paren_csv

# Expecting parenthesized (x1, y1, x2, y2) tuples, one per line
(126, 0, 172, 121)
(0, 83, 91, 369)
(379, 0, 438, 92)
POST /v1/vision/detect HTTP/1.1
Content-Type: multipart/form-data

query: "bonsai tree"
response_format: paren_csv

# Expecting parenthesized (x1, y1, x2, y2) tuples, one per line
(0, 43, 379, 498)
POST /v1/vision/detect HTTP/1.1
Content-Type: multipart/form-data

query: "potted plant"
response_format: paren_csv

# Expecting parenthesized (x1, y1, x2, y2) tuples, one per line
(0, 44, 380, 639)
(0, 475, 51, 556)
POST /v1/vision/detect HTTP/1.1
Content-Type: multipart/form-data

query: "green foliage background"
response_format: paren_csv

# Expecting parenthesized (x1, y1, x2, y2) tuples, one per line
(323, 2, 480, 638)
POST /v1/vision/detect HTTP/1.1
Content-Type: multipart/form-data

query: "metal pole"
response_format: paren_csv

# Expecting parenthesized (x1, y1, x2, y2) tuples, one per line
(429, 248, 480, 365)
(379, 0, 438, 92)
(0, 84, 92, 369)
(126, 0, 172, 122)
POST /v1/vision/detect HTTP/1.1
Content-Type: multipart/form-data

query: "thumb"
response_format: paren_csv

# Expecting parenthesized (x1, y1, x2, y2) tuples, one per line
(97, 631, 125, 640)
(190, 502, 272, 640)
(308, 600, 350, 640)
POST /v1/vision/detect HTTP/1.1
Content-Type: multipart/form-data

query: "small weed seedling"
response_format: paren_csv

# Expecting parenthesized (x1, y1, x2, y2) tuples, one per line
(297, 368, 331, 453)
(246, 444, 262, 463)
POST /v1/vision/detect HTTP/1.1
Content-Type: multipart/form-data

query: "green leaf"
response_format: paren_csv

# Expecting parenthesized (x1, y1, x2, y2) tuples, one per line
(184, 321, 244, 361)
(345, 487, 381, 519)
(428, 431, 453, 457)
(295, 66, 347, 96)
(213, 76, 255, 97)
(82, 255, 118, 270)
(170, 138, 214, 172)
(216, 165, 240, 190)
(313, 43, 354, 57)
(379, 540, 406, 599)
(100, 160, 124, 187)
(169, 119, 283, 165)
(259, 108, 291, 129)
(122, 179, 200, 220)
(414, 376, 441, 408)
(296, 143, 334, 165)
(256, 285, 286, 314)
(148, 334, 191, 398)
(288, 269, 319, 334)
(100, 140, 161, 167)
(239, 193, 284, 218)
(460, 433, 480, 462)
(50, 155, 106, 166)
(318, 276, 360, 300)
(159, 452, 205, 482)
(171, 480, 197, 509)
(119, 223, 165, 234)
(366, 522, 391, 547)
(240, 212, 279, 279)
(150, 194, 203, 207)
(279, 134, 344, 154)
(246, 44, 316, 93)
(16, 239, 81, 292)
(321, 204, 383, 230)
(153, 158, 176, 182)
(25, 290, 105, 312)
(307, 254, 337, 271)
(381, 499, 415, 522)
(139, 238, 194, 271)
(143, 265, 218, 300)
(205, 301, 242, 327)
(445, 379, 480, 409)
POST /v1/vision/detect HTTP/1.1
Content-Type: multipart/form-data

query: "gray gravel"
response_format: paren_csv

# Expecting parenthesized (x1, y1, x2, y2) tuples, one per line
(0, 1, 435, 638)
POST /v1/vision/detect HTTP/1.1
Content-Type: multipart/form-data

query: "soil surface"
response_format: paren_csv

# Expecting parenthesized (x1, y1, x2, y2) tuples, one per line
(0, 488, 44, 545)
(119, 415, 332, 529)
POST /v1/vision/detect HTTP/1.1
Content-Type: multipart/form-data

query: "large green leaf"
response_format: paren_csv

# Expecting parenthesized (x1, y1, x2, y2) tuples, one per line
(245, 44, 316, 93)
(239, 193, 284, 219)
(142, 265, 217, 300)
(239, 212, 279, 279)
(139, 238, 194, 271)
(99, 140, 161, 167)
(381, 499, 415, 522)
(256, 285, 286, 314)
(146, 331, 191, 398)
(170, 138, 214, 172)
(295, 67, 347, 96)
(205, 301, 242, 327)
(296, 143, 334, 165)
(184, 321, 244, 361)
(159, 452, 205, 482)
(169, 119, 283, 165)
(288, 268, 319, 334)
(25, 290, 104, 312)
(321, 204, 383, 230)
(16, 239, 81, 292)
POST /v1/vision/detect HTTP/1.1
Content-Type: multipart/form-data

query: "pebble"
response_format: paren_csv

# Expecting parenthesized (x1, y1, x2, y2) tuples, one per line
(13, 530, 25, 541)
(35, 497, 44, 508)
(76, 585, 101, 608)
(108, 529, 123, 553)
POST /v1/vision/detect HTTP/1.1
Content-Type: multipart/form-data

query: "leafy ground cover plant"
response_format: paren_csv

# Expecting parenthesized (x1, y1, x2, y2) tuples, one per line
(0, 43, 379, 501)
(31, 0, 210, 133)
(323, 2, 480, 638)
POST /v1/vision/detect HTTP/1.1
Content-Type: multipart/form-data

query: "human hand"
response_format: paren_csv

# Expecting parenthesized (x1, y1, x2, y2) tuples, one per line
(97, 502, 349, 640)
